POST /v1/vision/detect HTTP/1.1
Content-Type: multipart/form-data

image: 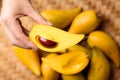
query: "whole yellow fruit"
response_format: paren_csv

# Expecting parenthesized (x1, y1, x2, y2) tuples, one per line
(41, 8, 81, 29)
(87, 31, 120, 67)
(13, 46, 41, 76)
(88, 47, 110, 80)
(68, 10, 100, 34)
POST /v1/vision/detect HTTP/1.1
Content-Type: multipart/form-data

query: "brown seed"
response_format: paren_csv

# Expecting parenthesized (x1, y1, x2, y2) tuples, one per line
(36, 36, 57, 48)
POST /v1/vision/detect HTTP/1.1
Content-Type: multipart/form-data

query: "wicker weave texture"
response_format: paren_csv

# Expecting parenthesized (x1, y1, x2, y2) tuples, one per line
(0, 0, 120, 80)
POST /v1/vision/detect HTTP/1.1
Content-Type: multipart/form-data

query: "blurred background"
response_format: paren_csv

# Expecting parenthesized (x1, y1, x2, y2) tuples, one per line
(0, 0, 120, 80)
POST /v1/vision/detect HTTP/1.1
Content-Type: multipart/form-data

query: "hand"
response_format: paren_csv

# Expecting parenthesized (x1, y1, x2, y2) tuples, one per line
(0, 0, 51, 50)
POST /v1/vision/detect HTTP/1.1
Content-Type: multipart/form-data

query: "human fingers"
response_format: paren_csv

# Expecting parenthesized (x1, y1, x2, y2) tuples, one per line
(1, 23, 27, 48)
(27, 9, 52, 26)
(12, 19, 38, 50)
(1, 17, 37, 50)
(0, 17, 23, 47)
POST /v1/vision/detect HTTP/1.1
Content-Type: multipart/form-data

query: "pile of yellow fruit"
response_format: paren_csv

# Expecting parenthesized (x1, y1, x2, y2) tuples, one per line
(13, 7, 120, 80)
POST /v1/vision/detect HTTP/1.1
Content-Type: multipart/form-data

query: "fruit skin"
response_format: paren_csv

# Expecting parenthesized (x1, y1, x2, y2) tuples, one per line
(87, 31, 120, 67)
(87, 47, 110, 80)
(20, 16, 37, 31)
(68, 10, 100, 34)
(62, 73, 85, 80)
(41, 53, 60, 80)
(41, 8, 81, 29)
(29, 24, 84, 52)
(13, 46, 41, 76)
(41, 51, 89, 74)
(20, 8, 81, 30)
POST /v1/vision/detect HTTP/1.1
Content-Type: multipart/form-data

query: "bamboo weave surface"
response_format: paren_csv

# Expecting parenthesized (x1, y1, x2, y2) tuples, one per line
(0, 0, 120, 80)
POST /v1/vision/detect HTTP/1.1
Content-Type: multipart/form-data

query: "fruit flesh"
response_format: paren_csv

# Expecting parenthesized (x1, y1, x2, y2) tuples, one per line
(41, 53, 60, 80)
(42, 51, 89, 74)
(29, 24, 84, 52)
(68, 45, 92, 59)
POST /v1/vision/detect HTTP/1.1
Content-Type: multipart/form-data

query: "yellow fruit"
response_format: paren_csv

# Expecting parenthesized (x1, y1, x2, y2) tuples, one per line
(87, 31, 120, 67)
(41, 53, 60, 80)
(68, 44, 92, 59)
(29, 24, 84, 52)
(41, 8, 81, 29)
(62, 73, 85, 80)
(87, 47, 110, 80)
(13, 46, 41, 76)
(41, 51, 89, 74)
(68, 10, 100, 34)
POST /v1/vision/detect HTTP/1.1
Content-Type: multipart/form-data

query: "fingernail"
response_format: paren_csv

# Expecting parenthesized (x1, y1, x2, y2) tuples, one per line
(46, 21, 52, 26)
(31, 45, 38, 51)
(32, 47, 38, 51)
(30, 42, 38, 51)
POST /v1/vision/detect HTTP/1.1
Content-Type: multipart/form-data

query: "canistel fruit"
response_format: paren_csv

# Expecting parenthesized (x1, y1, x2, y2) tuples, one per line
(68, 10, 100, 34)
(87, 31, 120, 67)
(29, 24, 84, 52)
(41, 53, 60, 80)
(87, 47, 110, 80)
(62, 73, 85, 80)
(42, 51, 89, 74)
(13, 46, 41, 76)
(41, 8, 82, 29)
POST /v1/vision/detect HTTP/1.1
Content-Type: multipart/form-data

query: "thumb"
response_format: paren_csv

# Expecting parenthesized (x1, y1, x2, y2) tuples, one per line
(28, 10, 52, 25)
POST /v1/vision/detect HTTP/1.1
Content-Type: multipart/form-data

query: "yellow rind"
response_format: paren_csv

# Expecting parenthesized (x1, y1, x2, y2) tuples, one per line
(13, 46, 41, 76)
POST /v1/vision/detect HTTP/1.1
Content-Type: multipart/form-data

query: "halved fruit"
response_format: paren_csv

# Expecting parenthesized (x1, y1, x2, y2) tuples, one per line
(68, 45, 92, 59)
(29, 24, 84, 52)
(41, 51, 89, 74)
(41, 53, 60, 80)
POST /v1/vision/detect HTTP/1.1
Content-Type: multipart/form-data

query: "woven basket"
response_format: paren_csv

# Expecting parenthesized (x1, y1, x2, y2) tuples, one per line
(0, 0, 120, 80)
